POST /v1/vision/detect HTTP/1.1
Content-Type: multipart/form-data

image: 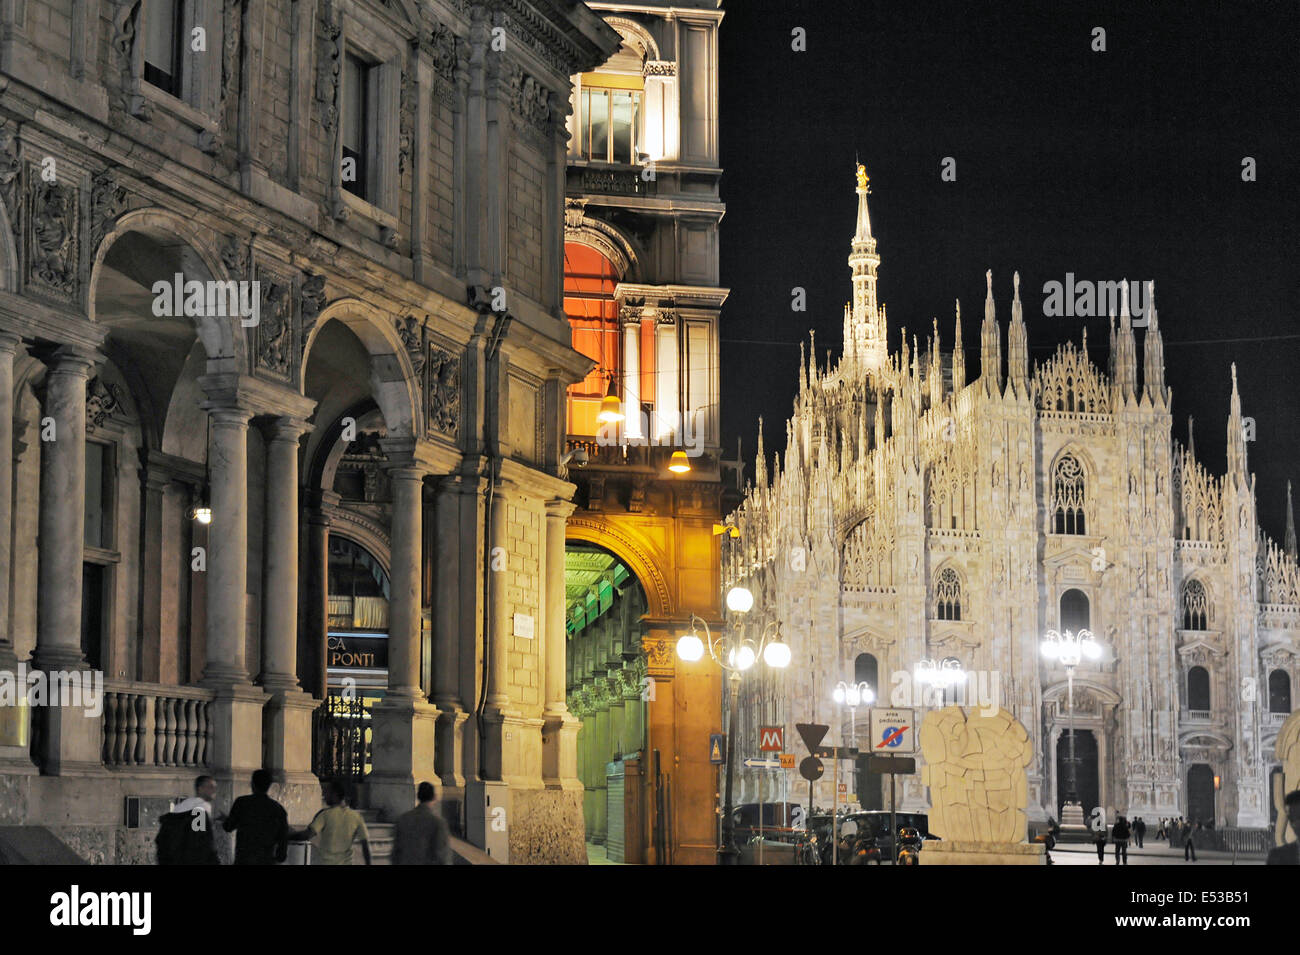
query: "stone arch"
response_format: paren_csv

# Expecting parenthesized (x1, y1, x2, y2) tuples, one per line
(302, 297, 420, 438)
(1042, 678, 1121, 709)
(1181, 575, 1213, 630)
(602, 16, 661, 62)
(329, 511, 392, 578)
(87, 207, 247, 367)
(565, 517, 672, 618)
(564, 216, 641, 283)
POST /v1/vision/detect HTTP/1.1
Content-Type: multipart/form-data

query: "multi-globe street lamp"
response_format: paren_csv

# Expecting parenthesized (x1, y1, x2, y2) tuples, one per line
(1042, 628, 1102, 828)
(916, 656, 966, 705)
(676, 584, 791, 865)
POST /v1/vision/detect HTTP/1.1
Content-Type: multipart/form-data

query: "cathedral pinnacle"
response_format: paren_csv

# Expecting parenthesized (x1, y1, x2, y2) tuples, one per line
(1007, 269, 1029, 396)
(980, 270, 1002, 397)
(1143, 280, 1168, 406)
(1227, 363, 1248, 480)
(1287, 480, 1297, 559)
(848, 157, 884, 374)
(952, 300, 965, 392)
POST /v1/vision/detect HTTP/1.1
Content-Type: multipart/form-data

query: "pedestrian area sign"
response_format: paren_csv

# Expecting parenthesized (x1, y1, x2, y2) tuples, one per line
(869, 708, 916, 754)
(709, 733, 725, 764)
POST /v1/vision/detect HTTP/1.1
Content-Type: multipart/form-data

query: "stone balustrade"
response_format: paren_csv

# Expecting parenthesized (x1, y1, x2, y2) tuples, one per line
(101, 682, 215, 769)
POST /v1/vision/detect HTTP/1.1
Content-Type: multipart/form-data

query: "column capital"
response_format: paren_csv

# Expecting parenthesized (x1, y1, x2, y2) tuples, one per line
(42, 343, 102, 376)
(0, 330, 22, 354)
(260, 415, 313, 443)
(546, 498, 577, 521)
(204, 404, 255, 428)
(379, 435, 453, 474)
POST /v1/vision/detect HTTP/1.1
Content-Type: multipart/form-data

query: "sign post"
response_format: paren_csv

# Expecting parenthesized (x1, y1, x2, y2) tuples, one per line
(869, 708, 916, 864)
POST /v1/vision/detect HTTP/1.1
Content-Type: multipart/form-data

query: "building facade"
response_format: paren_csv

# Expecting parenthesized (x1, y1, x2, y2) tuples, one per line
(561, 0, 727, 864)
(0, 0, 622, 863)
(724, 167, 1298, 830)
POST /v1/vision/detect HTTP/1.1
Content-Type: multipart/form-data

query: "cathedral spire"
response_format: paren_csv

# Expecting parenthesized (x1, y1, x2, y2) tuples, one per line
(798, 339, 807, 394)
(1287, 480, 1297, 559)
(1007, 270, 1029, 397)
(1227, 363, 1248, 481)
(980, 270, 1002, 398)
(874, 383, 885, 449)
(952, 300, 965, 392)
(848, 162, 886, 374)
(1142, 281, 1168, 406)
(1187, 415, 1196, 460)
(1114, 281, 1138, 403)
(755, 417, 767, 488)
(929, 317, 943, 407)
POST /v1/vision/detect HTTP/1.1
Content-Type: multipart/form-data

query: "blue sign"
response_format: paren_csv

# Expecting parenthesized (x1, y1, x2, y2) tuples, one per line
(709, 733, 725, 764)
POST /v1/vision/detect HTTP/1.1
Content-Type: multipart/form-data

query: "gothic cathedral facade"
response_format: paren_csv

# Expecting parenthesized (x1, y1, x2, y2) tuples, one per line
(724, 167, 1297, 829)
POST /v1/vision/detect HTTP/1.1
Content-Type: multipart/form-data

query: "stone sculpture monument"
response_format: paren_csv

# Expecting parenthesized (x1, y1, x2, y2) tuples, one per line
(918, 705, 1045, 864)
(1275, 710, 1300, 846)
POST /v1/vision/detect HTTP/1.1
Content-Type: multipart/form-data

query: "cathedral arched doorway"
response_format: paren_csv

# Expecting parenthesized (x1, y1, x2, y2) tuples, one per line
(1187, 763, 1215, 826)
(564, 540, 649, 861)
(1055, 728, 1099, 817)
(853, 652, 883, 810)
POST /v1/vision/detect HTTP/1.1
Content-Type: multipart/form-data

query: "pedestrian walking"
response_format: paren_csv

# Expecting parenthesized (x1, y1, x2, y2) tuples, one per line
(1182, 819, 1197, 862)
(222, 769, 289, 865)
(291, 779, 371, 865)
(1112, 815, 1130, 865)
(1133, 816, 1146, 848)
(1155, 818, 1165, 841)
(1092, 825, 1107, 864)
(1266, 790, 1300, 865)
(392, 781, 452, 865)
(157, 775, 221, 865)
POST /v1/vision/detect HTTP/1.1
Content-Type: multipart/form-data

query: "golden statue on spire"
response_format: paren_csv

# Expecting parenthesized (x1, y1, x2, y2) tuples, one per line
(856, 162, 869, 191)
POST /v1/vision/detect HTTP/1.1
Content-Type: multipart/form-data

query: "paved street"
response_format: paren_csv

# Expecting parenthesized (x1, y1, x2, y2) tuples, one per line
(1048, 841, 1266, 866)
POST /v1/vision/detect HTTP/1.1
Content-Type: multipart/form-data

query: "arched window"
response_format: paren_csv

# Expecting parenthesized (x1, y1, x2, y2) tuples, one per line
(854, 652, 879, 691)
(1060, 588, 1090, 633)
(1182, 579, 1209, 630)
(934, 567, 962, 621)
(1051, 453, 1087, 535)
(1269, 669, 1292, 714)
(1186, 666, 1211, 712)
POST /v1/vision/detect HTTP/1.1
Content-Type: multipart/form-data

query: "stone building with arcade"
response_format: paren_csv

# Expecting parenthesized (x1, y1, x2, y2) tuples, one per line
(723, 166, 1299, 831)
(0, 0, 621, 863)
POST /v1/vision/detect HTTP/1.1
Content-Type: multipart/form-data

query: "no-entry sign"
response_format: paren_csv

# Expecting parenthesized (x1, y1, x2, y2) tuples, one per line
(869, 708, 916, 754)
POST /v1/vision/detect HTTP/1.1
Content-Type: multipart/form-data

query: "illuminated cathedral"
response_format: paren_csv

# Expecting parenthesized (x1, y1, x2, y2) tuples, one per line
(723, 165, 1297, 828)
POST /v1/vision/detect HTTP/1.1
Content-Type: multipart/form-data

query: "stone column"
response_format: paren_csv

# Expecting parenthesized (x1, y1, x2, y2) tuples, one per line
(0, 332, 20, 667)
(543, 500, 581, 788)
(34, 346, 97, 672)
(368, 455, 439, 819)
(478, 485, 510, 783)
(259, 417, 318, 791)
(200, 403, 267, 779)
(32, 345, 102, 775)
(0, 332, 34, 773)
(301, 490, 338, 700)
(386, 467, 425, 699)
(434, 476, 468, 788)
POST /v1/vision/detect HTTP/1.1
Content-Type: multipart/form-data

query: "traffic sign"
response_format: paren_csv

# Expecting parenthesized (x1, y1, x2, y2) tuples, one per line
(743, 757, 781, 769)
(867, 755, 916, 775)
(759, 726, 784, 752)
(838, 783, 847, 795)
(708, 733, 725, 765)
(799, 756, 824, 781)
(869, 708, 916, 754)
(813, 746, 859, 760)
(779, 753, 796, 769)
(795, 722, 829, 753)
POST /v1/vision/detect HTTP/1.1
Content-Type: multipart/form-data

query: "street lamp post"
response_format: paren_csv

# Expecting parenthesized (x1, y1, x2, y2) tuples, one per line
(675, 588, 791, 866)
(916, 656, 966, 706)
(830, 680, 875, 865)
(1042, 628, 1102, 832)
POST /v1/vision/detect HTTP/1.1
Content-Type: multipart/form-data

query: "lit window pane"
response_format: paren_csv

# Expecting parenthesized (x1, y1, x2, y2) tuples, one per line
(588, 90, 609, 161)
(611, 91, 635, 163)
(144, 0, 181, 94)
(342, 54, 369, 198)
(84, 442, 106, 549)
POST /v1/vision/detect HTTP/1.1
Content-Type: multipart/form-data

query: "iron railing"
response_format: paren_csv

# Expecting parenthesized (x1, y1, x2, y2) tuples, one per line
(312, 694, 372, 780)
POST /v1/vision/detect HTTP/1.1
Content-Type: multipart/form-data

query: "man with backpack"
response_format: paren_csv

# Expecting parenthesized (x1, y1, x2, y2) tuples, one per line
(1111, 814, 1131, 865)
(157, 775, 221, 865)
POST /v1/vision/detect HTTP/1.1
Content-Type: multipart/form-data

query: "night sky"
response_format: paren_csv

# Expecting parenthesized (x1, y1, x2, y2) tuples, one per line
(717, 0, 1300, 539)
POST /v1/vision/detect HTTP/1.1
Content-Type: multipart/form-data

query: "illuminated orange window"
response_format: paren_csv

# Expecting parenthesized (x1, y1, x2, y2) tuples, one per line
(564, 243, 621, 436)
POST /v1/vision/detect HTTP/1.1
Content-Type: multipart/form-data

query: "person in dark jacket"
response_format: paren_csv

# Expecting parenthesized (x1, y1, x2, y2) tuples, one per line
(1266, 791, 1300, 865)
(157, 775, 221, 865)
(1111, 815, 1130, 865)
(1133, 816, 1146, 848)
(392, 781, 452, 865)
(1182, 820, 1197, 862)
(222, 769, 289, 865)
(1092, 823, 1107, 864)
